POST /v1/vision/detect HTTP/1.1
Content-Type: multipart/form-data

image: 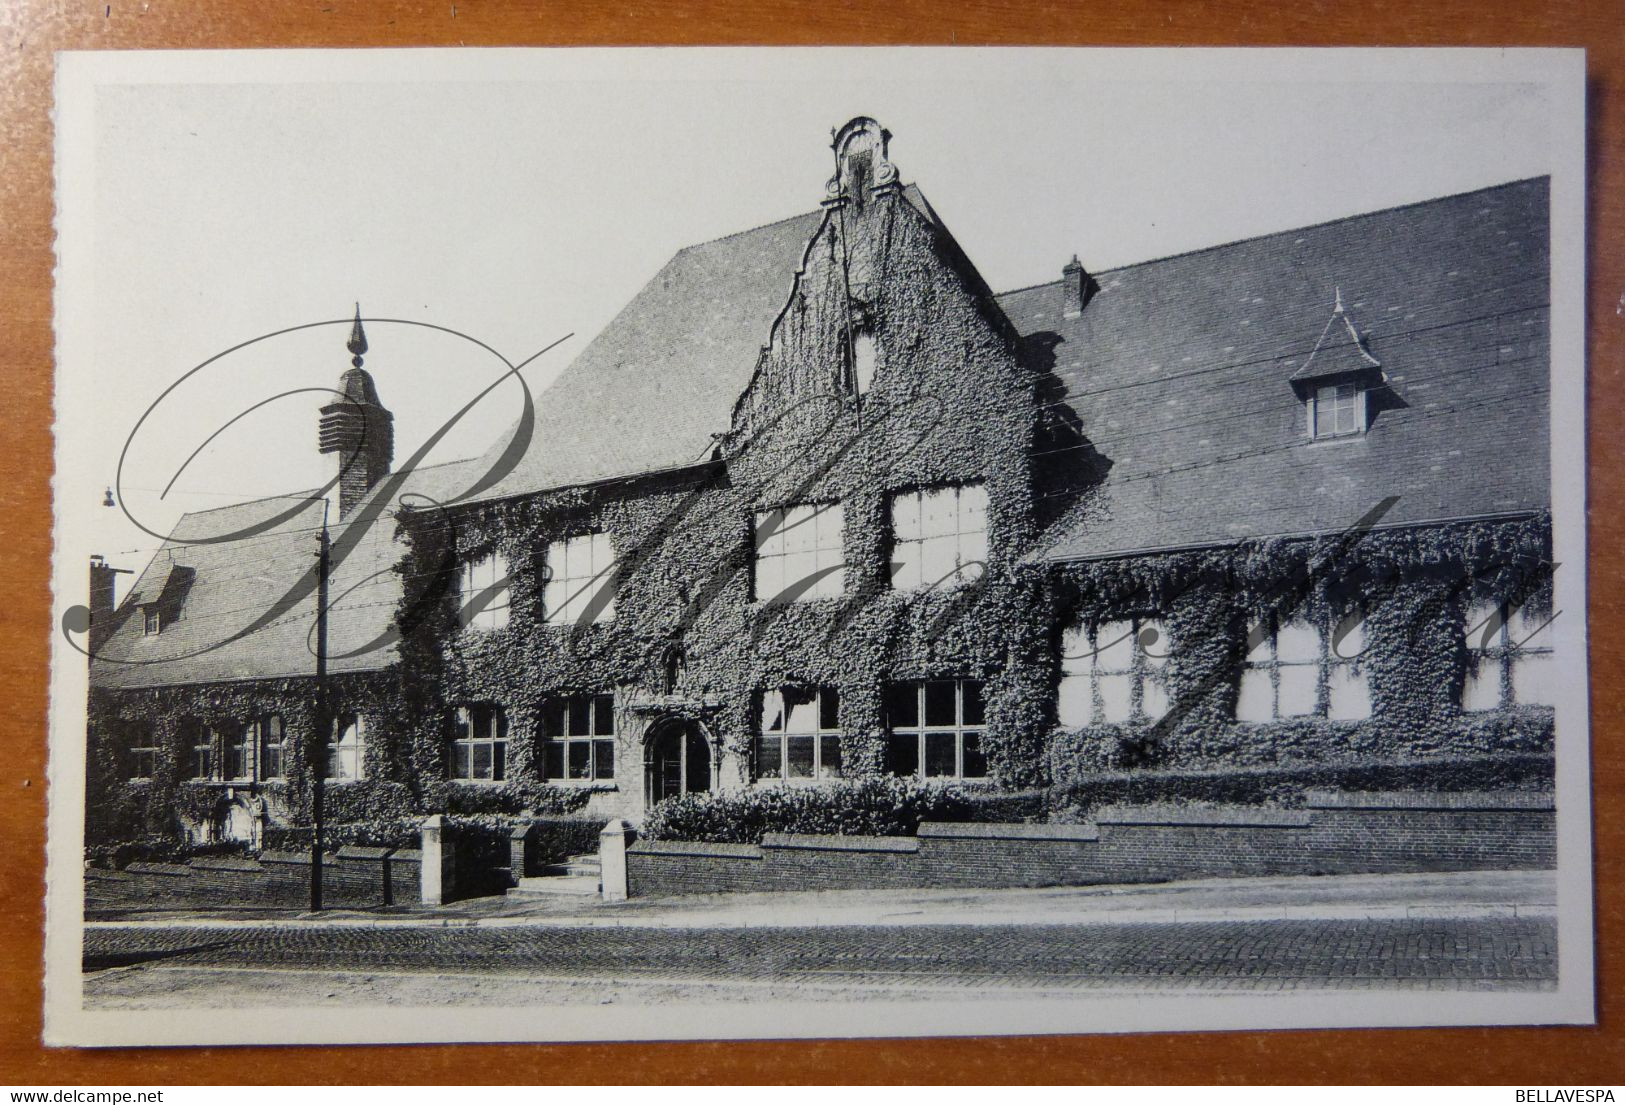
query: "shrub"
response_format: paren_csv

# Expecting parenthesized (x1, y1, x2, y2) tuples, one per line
(528, 817, 607, 868)
(1049, 751, 1554, 822)
(429, 782, 595, 817)
(960, 786, 1048, 823)
(84, 836, 254, 870)
(261, 819, 421, 852)
(641, 777, 971, 844)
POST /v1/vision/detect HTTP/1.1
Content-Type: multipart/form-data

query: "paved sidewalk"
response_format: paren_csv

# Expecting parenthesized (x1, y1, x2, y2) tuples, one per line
(85, 868, 1555, 931)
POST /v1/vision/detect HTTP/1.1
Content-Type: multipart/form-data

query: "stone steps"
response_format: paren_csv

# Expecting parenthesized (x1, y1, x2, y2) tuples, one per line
(505, 853, 602, 898)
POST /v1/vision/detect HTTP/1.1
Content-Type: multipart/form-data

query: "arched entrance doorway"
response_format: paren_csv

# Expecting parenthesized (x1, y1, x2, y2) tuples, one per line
(645, 719, 711, 807)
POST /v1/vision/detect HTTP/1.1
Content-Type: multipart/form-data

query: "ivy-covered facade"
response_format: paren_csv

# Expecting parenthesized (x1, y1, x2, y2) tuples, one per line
(86, 118, 1554, 845)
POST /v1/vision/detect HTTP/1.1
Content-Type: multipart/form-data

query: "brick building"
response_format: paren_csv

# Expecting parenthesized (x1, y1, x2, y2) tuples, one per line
(86, 117, 1554, 848)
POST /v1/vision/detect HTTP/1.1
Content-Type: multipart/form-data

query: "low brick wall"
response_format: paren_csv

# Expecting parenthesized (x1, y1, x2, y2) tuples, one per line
(84, 847, 423, 913)
(625, 790, 1555, 899)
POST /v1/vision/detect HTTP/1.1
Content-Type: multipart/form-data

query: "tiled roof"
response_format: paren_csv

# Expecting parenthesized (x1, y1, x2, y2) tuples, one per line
(89, 459, 479, 689)
(1001, 177, 1550, 562)
(466, 208, 828, 502)
(467, 187, 939, 502)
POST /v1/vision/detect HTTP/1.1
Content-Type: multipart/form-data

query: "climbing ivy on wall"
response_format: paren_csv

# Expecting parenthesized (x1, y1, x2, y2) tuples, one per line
(1046, 513, 1556, 781)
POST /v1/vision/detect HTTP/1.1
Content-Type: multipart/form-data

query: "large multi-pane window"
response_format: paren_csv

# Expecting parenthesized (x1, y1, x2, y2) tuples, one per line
(327, 713, 366, 781)
(890, 484, 988, 589)
(884, 679, 987, 780)
(541, 693, 616, 782)
(221, 722, 254, 782)
(1057, 618, 1169, 727)
(542, 533, 617, 625)
(754, 503, 845, 602)
(452, 704, 508, 782)
(1236, 611, 1369, 721)
(1310, 382, 1364, 440)
(459, 550, 511, 632)
(1462, 597, 1556, 710)
(252, 715, 287, 780)
(755, 686, 842, 781)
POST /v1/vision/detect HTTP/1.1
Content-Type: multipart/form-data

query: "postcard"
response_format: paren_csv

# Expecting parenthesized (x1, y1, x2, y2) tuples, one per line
(45, 46, 1592, 1046)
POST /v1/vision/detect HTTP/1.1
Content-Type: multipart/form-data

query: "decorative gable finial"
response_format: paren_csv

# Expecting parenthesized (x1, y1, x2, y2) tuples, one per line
(1333, 285, 1344, 314)
(825, 117, 899, 206)
(347, 303, 368, 369)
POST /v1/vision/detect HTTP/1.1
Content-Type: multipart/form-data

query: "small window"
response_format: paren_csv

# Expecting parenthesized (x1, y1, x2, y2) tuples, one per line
(126, 726, 159, 781)
(327, 713, 366, 781)
(884, 679, 987, 781)
(1310, 382, 1364, 440)
(1463, 597, 1556, 710)
(1057, 618, 1170, 727)
(756, 686, 842, 781)
(541, 693, 616, 782)
(221, 722, 254, 782)
(890, 484, 989, 590)
(459, 551, 511, 632)
(452, 705, 509, 782)
(1236, 611, 1370, 722)
(755, 502, 845, 603)
(142, 607, 162, 636)
(253, 715, 287, 781)
(542, 533, 617, 625)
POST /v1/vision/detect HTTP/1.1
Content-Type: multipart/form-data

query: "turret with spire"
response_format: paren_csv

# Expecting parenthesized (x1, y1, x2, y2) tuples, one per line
(318, 304, 394, 517)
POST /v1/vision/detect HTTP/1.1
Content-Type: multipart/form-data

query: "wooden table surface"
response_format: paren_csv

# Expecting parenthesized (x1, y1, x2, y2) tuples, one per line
(1, 0, 1620, 1085)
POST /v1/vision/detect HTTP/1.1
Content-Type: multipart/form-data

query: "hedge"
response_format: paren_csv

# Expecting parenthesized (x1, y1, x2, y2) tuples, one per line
(84, 836, 254, 870)
(641, 777, 972, 844)
(528, 817, 608, 868)
(1049, 751, 1554, 822)
(261, 819, 421, 852)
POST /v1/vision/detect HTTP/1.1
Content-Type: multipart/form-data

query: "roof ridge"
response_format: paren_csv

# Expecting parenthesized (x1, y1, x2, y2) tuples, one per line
(676, 205, 823, 253)
(993, 175, 1549, 301)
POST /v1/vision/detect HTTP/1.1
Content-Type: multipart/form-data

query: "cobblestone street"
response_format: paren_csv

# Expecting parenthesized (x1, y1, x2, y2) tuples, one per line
(82, 911, 1557, 1007)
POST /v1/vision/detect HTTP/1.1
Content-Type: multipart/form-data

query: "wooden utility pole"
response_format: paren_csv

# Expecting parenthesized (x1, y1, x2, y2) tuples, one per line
(310, 508, 331, 912)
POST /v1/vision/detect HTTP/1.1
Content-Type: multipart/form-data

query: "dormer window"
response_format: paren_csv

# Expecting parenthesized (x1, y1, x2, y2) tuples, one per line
(1311, 381, 1365, 440)
(142, 607, 161, 636)
(1290, 289, 1382, 442)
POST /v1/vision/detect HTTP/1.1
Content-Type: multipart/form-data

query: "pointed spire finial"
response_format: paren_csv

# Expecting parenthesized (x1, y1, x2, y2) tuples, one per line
(1333, 286, 1344, 314)
(346, 303, 368, 368)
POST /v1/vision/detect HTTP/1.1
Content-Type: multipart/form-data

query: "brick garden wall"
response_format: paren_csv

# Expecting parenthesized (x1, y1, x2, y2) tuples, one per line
(84, 846, 423, 913)
(625, 791, 1555, 898)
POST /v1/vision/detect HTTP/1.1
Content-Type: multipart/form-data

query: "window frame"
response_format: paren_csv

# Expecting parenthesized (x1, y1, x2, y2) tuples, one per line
(451, 704, 509, 783)
(883, 679, 988, 782)
(251, 715, 287, 781)
(220, 721, 254, 783)
(888, 483, 990, 591)
(189, 727, 215, 781)
(326, 712, 366, 782)
(458, 549, 512, 633)
(141, 606, 162, 636)
(1236, 608, 1370, 722)
(754, 685, 842, 783)
(125, 725, 159, 781)
(1308, 381, 1366, 441)
(753, 501, 846, 604)
(540, 693, 617, 783)
(1462, 596, 1557, 711)
(1057, 617, 1170, 727)
(541, 531, 617, 626)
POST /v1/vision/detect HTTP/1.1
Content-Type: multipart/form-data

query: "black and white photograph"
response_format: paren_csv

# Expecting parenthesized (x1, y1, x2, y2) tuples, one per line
(45, 47, 1591, 1047)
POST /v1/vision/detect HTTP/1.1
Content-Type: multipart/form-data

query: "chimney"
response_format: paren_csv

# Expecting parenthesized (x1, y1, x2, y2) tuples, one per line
(88, 555, 118, 654)
(318, 305, 394, 517)
(1062, 255, 1097, 319)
